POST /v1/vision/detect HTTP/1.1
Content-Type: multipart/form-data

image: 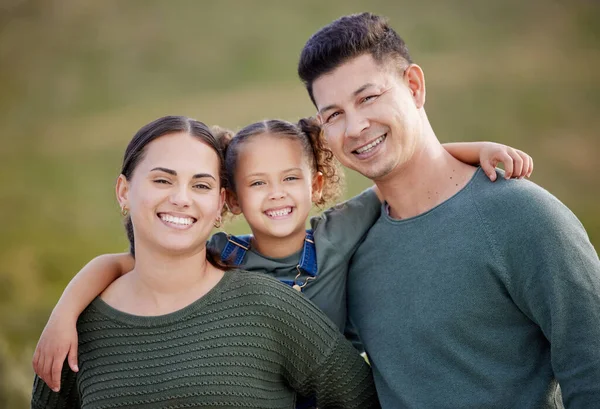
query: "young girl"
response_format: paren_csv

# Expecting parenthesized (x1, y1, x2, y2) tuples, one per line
(33, 116, 532, 394)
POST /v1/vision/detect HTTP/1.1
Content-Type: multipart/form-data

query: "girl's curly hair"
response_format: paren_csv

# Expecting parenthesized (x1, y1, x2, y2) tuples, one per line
(220, 118, 344, 208)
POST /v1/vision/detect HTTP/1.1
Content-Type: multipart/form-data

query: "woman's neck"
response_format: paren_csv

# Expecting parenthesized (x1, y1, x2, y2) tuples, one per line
(101, 244, 224, 316)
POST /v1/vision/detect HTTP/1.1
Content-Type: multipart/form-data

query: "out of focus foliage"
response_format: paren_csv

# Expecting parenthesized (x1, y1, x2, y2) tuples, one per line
(1, 0, 598, 406)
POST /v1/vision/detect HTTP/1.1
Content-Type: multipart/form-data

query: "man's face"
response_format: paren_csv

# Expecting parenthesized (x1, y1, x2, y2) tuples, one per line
(312, 54, 423, 181)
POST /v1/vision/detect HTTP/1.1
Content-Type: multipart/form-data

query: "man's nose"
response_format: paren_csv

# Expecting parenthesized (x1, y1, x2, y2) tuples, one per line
(345, 110, 369, 138)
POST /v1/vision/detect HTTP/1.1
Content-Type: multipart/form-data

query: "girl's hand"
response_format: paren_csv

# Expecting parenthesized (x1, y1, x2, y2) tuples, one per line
(480, 143, 534, 181)
(32, 314, 79, 392)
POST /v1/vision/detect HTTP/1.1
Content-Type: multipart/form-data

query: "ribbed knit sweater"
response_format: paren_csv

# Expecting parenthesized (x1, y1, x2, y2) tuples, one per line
(348, 168, 600, 408)
(31, 270, 380, 409)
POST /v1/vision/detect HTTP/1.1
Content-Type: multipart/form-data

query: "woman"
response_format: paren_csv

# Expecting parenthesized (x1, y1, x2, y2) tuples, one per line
(31, 116, 380, 409)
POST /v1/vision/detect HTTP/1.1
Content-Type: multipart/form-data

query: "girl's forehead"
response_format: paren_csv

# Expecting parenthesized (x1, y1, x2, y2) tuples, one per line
(236, 133, 309, 171)
(240, 133, 303, 155)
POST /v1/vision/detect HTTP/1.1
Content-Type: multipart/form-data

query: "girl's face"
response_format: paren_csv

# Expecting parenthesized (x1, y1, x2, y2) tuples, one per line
(117, 132, 225, 256)
(228, 133, 323, 248)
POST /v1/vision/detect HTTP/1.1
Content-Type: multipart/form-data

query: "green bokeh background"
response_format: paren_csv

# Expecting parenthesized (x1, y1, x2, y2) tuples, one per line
(1, 0, 598, 406)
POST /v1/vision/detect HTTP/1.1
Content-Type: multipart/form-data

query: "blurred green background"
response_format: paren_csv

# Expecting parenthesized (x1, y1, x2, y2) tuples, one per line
(1, 0, 598, 406)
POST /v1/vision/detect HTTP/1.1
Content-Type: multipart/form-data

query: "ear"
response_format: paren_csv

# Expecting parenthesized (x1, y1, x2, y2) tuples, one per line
(311, 171, 324, 203)
(116, 174, 130, 211)
(404, 64, 426, 109)
(218, 187, 226, 214)
(315, 113, 325, 125)
(225, 189, 243, 215)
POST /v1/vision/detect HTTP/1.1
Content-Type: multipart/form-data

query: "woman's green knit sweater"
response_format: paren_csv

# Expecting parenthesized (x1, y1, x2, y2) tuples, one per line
(31, 270, 379, 409)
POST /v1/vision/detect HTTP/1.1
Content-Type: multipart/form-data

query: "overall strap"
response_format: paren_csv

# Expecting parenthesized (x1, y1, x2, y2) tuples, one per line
(292, 230, 318, 292)
(220, 234, 252, 266)
(298, 230, 317, 276)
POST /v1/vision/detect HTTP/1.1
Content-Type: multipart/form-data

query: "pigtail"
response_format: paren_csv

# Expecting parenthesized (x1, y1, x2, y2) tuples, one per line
(209, 125, 237, 221)
(210, 125, 235, 159)
(297, 117, 344, 207)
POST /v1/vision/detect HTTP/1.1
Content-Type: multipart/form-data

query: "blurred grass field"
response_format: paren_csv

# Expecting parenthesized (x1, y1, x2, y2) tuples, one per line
(1, 0, 599, 406)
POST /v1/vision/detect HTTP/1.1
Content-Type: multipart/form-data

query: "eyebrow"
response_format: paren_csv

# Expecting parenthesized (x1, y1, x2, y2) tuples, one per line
(318, 83, 376, 114)
(150, 167, 216, 180)
(245, 167, 303, 178)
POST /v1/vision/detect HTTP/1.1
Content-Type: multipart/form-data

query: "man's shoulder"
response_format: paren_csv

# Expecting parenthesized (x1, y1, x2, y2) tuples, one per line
(470, 170, 582, 232)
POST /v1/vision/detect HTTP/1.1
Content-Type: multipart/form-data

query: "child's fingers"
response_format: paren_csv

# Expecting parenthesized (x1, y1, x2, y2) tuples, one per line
(518, 153, 529, 178)
(51, 355, 63, 392)
(68, 342, 79, 372)
(527, 156, 534, 178)
(500, 152, 514, 179)
(40, 354, 55, 391)
(509, 149, 524, 179)
(480, 160, 497, 182)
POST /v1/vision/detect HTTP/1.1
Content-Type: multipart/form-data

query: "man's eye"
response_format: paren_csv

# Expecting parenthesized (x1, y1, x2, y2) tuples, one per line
(326, 112, 341, 123)
(362, 95, 378, 103)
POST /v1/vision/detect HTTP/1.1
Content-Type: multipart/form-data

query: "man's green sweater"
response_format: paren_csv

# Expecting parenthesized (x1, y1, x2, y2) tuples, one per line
(348, 168, 600, 408)
(32, 270, 380, 409)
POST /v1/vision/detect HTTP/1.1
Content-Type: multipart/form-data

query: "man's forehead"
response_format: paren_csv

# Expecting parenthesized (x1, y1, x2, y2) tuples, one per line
(313, 54, 387, 109)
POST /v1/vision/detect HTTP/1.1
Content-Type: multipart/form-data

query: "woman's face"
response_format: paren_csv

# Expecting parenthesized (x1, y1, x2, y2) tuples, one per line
(117, 132, 225, 256)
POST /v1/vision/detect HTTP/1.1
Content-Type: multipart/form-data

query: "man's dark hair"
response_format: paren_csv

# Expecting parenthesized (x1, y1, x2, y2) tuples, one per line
(298, 12, 413, 106)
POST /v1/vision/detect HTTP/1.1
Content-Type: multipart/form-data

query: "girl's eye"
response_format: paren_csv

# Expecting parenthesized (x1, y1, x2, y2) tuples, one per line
(284, 176, 299, 182)
(250, 181, 265, 187)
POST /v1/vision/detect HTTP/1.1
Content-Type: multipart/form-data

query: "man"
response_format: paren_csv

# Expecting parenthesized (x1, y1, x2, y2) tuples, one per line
(298, 12, 600, 408)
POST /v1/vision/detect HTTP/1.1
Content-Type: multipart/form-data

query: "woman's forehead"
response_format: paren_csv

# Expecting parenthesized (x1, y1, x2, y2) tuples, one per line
(141, 132, 220, 171)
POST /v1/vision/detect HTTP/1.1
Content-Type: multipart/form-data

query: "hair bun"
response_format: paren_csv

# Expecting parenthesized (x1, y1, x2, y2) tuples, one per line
(297, 117, 322, 140)
(211, 125, 235, 153)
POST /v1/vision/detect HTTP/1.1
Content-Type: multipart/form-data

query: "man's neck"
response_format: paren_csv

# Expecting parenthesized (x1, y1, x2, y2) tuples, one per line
(376, 140, 477, 220)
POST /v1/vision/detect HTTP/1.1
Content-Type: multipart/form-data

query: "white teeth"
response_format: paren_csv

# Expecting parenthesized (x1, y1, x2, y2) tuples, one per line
(355, 134, 386, 154)
(266, 207, 292, 217)
(160, 214, 194, 225)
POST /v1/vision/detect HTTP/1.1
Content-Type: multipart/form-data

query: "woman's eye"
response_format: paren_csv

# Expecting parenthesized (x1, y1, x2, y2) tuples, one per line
(193, 184, 210, 190)
(153, 179, 170, 185)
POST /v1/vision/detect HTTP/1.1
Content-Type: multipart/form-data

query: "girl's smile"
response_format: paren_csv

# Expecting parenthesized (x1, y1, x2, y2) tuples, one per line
(264, 206, 295, 219)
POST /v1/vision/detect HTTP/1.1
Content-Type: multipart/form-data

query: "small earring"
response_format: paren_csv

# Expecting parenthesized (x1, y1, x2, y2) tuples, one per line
(214, 215, 222, 228)
(121, 206, 129, 217)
